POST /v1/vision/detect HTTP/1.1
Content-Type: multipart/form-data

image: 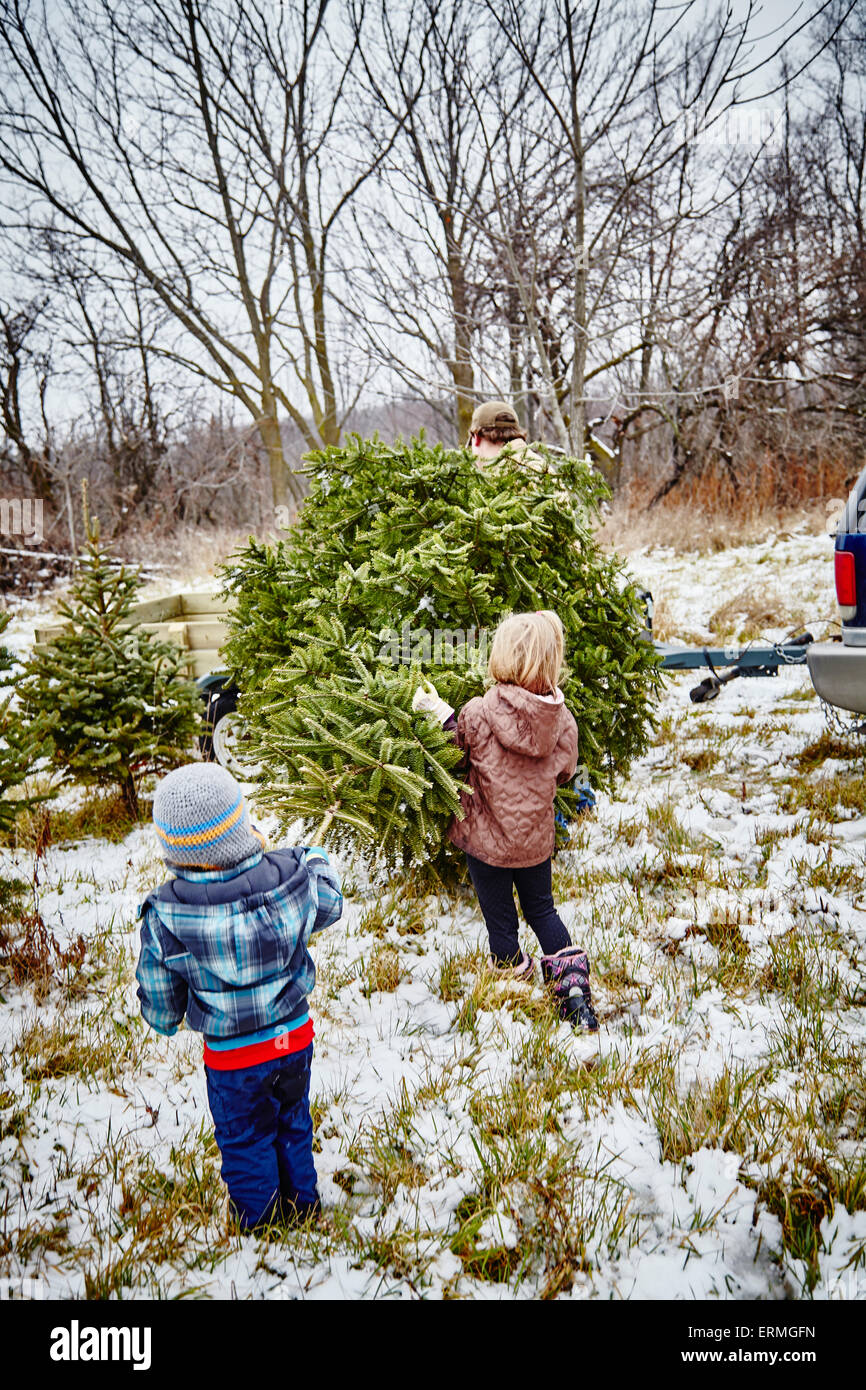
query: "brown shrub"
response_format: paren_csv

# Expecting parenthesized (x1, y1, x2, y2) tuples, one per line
(0, 910, 87, 1001)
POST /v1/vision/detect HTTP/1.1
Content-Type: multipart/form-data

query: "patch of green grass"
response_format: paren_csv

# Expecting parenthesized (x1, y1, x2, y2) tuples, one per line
(322, 957, 363, 999)
(792, 847, 864, 896)
(756, 1156, 866, 1294)
(358, 892, 429, 938)
(625, 853, 710, 892)
(612, 816, 644, 847)
(552, 861, 610, 897)
(361, 943, 403, 996)
(80, 1125, 227, 1296)
(645, 797, 704, 856)
(0, 875, 29, 924)
(454, 1087, 635, 1297)
(757, 718, 794, 742)
(819, 1073, 866, 1139)
(689, 717, 735, 742)
(763, 998, 845, 1070)
(780, 770, 866, 819)
(437, 947, 483, 1003)
(0, 1213, 71, 1266)
(449, 1193, 523, 1284)
(55, 793, 153, 843)
(343, 1084, 429, 1209)
(0, 1089, 29, 1144)
(748, 824, 790, 886)
(642, 1056, 774, 1166)
(598, 963, 642, 995)
(3, 792, 152, 851)
(754, 824, 789, 852)
(796, 733, 864, 772)
(14, 1013, 141, 1085)
(451, 958, 551, 1035)
(352, 1229, 430, 1291)
(759, 934, 844, 1011)
(651, 714, 681, 747)
(560, 816, 595, 852)
(695, 916, 755, 991)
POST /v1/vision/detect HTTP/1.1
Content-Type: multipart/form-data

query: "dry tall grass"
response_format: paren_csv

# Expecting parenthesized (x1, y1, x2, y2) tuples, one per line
(127, 523, 270, 590)
(707, 587, 806, 640)
(600, 457, 851, 556)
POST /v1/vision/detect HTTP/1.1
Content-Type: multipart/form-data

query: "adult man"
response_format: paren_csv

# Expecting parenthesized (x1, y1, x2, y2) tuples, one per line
(467, 400, 548, 471)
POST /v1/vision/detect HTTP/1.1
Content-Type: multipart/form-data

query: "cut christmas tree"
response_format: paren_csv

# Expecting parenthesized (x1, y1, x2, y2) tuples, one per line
(222, 436, 662, 874)
(18, 498, 202, 817)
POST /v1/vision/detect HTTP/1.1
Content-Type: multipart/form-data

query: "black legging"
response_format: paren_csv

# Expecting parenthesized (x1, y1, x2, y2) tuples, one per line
(465, 852, 572, 967)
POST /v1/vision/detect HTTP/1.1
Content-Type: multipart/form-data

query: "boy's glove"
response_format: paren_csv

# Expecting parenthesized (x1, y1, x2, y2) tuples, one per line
(411, 678, 454, 724)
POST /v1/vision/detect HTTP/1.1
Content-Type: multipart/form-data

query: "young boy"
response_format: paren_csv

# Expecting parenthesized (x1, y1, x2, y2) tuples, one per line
(135, 762, 343, 1231)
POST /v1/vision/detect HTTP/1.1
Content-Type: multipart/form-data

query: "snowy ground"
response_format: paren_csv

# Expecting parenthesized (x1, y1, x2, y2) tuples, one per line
(1, 525, 864, 1300)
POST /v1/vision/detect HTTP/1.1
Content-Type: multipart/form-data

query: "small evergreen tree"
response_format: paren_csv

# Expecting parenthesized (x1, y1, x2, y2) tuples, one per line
(223, 436, 662, 873)
(18, 502, 202, 816)
(0, 611, 49, 831)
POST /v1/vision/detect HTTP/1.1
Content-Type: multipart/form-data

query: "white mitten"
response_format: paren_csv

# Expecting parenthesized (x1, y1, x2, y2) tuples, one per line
(411, 679, 454, 724)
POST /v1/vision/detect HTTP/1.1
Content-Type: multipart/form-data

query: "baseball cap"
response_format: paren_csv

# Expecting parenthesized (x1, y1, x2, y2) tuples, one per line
(468, 401, 522, 437)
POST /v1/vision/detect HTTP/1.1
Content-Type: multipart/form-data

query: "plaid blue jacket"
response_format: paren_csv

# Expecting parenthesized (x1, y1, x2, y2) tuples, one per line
(135, 847, 343, 1040)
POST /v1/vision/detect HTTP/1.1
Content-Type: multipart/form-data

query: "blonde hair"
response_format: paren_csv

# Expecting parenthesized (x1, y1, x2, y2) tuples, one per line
(488, 610, 565, 695)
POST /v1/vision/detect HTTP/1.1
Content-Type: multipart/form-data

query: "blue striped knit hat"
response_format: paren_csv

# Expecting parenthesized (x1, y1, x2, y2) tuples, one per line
(152, 763, 264, 869)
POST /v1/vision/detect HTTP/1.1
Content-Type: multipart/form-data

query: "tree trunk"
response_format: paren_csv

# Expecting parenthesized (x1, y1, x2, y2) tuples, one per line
(120, 771, 140, 820)
(508, 288, 523, 419)
(256, 402, 301, 515)
(569, 79, 587, 457)
(444, 216, 474, 443)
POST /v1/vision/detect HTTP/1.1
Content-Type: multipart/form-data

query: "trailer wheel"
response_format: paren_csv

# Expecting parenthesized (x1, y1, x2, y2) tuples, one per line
(212, 710, 251, 773)
(199, 683, 239, 763)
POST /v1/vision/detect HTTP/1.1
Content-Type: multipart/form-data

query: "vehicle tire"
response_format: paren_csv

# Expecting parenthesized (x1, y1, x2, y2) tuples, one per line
(199, 683, 239, 763)
(211, 709, 251, 774)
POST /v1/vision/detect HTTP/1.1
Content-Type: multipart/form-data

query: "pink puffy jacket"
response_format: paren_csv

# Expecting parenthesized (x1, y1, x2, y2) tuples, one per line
(447, 683, 578, 869)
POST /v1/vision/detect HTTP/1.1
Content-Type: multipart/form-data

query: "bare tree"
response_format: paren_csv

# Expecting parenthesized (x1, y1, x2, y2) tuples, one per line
(616, 2, 866, 509)
(472, 0, 848, 456)
(0, 294, 56, 501)
(0, 0, 394, 512)
(347, 0, 529, 442)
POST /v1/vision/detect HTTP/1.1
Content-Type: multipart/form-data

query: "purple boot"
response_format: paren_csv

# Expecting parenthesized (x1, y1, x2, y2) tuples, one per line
(540, 947, 598, 1031)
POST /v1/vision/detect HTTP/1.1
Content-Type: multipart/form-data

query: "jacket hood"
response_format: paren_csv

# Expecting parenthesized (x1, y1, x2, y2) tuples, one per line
(483, 683, 567, 758)
(146, 849, 312, 990)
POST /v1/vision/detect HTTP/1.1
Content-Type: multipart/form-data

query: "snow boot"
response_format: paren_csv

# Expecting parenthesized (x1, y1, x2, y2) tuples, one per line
(489, 950, 535, 984)
(540, 946, 598, 1031)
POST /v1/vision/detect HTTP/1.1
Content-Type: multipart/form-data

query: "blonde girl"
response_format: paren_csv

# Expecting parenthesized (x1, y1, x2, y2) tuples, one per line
(413, 611, 597, 1030)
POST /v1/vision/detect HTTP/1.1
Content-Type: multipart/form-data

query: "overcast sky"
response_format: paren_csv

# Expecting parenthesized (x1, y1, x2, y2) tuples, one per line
(0, 0, 850, 433)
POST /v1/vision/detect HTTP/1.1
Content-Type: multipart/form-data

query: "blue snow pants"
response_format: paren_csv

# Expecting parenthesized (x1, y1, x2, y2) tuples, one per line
(204, 1042, 319, 1230)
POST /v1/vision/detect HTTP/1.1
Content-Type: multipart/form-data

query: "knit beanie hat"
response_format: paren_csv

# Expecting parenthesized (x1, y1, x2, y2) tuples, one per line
(152, 763, 265, 869)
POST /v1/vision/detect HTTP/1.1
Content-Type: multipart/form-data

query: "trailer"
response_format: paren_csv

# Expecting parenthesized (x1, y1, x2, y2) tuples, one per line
(34, 589, 241, 765)
(33, 588, 820, 772)
(654, 636, 814, 701)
